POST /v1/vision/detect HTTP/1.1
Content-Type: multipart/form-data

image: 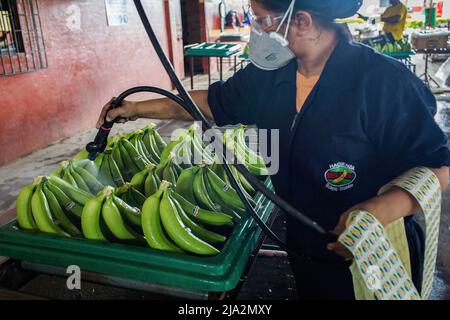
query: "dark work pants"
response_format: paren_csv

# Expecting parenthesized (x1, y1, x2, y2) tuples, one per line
(288, 216, 425, 300)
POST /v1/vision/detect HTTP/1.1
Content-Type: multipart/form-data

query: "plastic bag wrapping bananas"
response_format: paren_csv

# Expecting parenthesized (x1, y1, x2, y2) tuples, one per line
(338, 167, 441, 300)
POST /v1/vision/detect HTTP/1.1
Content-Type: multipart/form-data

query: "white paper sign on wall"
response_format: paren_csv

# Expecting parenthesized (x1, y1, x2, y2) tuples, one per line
(105, 0, 128, 26)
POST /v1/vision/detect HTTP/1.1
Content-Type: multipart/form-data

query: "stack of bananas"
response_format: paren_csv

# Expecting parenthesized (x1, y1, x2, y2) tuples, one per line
(15, 123, 267, 256)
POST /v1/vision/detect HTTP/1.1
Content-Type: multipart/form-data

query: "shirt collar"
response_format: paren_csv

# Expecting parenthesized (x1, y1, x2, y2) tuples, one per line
(274, 30, 360, 91)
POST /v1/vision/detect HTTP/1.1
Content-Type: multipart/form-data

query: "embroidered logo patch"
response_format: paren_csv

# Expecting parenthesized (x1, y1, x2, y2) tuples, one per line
(325, 162, 356, 191)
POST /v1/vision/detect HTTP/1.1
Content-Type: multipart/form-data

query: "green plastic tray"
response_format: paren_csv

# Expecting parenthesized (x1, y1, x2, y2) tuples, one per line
(384, 50, 415, 58)
(185, 42, 242, 57)
(0, 179, 274, 293)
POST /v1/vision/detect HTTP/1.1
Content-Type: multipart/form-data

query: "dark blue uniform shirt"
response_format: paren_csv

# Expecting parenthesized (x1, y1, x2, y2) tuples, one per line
(207, 34, 450, 264)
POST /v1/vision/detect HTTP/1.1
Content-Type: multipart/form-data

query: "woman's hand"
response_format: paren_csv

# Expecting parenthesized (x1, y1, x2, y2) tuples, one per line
(96, 98, 139, 129)
(326, 196, 389, 260)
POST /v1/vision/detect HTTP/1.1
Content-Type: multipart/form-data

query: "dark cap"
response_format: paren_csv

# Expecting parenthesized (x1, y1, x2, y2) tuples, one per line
(262, 0, 363, 19)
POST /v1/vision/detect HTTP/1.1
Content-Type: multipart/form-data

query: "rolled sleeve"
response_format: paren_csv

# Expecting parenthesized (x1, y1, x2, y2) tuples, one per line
(207, 64, 258, 126)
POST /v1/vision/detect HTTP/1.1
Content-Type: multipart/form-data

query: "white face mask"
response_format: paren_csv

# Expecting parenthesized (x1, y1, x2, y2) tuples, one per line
(248, 0, 296, 71)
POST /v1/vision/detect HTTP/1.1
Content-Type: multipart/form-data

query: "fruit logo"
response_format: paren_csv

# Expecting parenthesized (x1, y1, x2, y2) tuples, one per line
(325, 162, 356, 191)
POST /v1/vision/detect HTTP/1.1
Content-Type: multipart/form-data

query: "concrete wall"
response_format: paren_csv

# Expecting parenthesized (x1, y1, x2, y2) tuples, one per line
(0, 0, 183, 166)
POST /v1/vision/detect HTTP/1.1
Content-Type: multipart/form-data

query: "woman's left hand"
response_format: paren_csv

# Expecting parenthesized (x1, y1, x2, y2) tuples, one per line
(326, 196, 387, 260)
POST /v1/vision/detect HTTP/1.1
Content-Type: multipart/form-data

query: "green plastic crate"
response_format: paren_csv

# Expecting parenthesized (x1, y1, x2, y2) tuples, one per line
(0, 179, 274, 293)
(185, 43, 242, 57)
(384, 50, 415, 58)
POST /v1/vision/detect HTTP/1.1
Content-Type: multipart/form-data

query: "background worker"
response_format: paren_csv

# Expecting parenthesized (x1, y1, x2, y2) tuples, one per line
(381, 0, 408, 41)
(96, 0, 450, 299)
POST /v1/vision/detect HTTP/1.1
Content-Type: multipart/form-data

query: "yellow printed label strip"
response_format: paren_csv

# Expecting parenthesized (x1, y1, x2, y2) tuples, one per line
(339, 167, 441, 300)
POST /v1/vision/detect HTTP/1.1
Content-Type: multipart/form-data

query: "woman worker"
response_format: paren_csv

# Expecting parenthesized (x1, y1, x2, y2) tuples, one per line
(96, 0, 450, 299)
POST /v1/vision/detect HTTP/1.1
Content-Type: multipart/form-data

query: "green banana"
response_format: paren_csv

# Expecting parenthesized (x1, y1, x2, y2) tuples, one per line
(211, 163, 229, 183)
(73, 165, 104, 195)
(108, 155, 125, 187)
(171, 191, 233, 226)
(163, 159, 178, 186)
(131, 167, 149, 194)
(132, 134, 152, 165)
(102, 195, 142, 241)
(148, 132, 162, 162)
(112, 143, 130, 181)
(119, 140, 140, 175)
(202, 171, 243, 222)
(169, 191, 226, 244)
(235, 127, 266, 168)
(160, 190, 219, 256)
(42, 184, 81, 236)
(31, 183, 69, 236)
(129, 186, 147, 208)
(133, 131, 151, 161)
(77, 159, 99, 178)
(231, 139, 268, 176)
(141, 184, 182, 252)
(175, 166, 199, 204)
(81, 187, 112, 241)
(151, 127, 167, 153)
(122, 138, 148, 170)
(45, 181, 83, 219)
(231, 165, 256, 196)
(93, 153, 104, 176)
(98, 153, 116, 187)
(205, 167, 246, 210)
(192, 168, 217, 211)
(16, 183, 38, 230)
(191, 130, 214, 164)
(46, 176, 92, 205)
(112, 195, 142, 227)
(62, 167, 78, 187)
(144, 170, 159, 197)
(69, 165, 92, 194)
(159, 137, 183, 166)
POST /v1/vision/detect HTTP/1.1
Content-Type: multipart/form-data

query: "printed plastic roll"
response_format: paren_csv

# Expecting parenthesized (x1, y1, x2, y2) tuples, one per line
(339, 167, 441, 300)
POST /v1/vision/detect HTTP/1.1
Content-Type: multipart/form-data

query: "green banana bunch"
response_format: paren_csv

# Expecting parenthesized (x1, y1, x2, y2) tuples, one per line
(16, 183, 38, 231)
(116, 182, 147, 209)
(28, 176, 70, 237)
(141, 181, 182, 252)
(129, 129, 155, 165)
(42, 183, 81, 236)
(211, 163, 256, 196)
(55, 160, 104, 195)
(188, 124, 215, 165)
(160, 188, 219, 255)
(130, 163, 161, 197)
(155, 154, 182, 186)
(140, 125, 166, 164)
(168, 189, 226, 244)
(175, 166, 200, 204)
(17, 175, 97, 236)
(45, 179, 84, 221)
(45, 175, 92, 205)
(95, 149, 126, 188)
(102, 194, 144, 242)
(231, 125, 268, 176)
(82, 187, 113, 241)
(112, 195, 142, 228)
(113, 135, 150, 179)
(142, 123, 167, 156)
(170, 191, 233, 227)
(201, 167, 244, 222)
(192, 166, 217, 211)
